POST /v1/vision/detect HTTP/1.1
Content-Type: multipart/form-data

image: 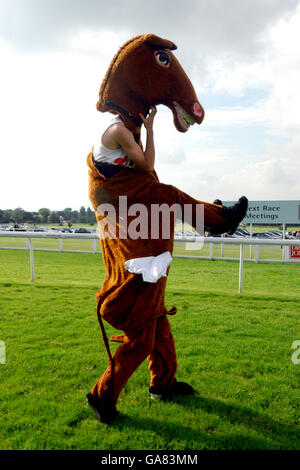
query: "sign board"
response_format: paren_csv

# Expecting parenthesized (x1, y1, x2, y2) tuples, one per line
(223, 200, 300, 225)
(290, 245, 300, 258)
(283, 245, 300, 263)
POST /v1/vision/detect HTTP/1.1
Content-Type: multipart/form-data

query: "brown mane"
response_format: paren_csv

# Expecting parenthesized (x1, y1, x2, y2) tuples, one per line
(97, 35, 143, 112)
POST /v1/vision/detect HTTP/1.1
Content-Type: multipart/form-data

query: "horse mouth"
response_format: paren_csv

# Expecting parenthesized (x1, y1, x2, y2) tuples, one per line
(172, 102, 196, 132)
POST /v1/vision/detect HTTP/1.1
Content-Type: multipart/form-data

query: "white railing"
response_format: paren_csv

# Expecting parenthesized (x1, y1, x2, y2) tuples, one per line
(1, 231, 300, 292)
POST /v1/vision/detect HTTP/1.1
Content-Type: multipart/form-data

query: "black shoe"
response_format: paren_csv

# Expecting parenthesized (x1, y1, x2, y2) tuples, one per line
(86, 392, 119, 424)
(213, 196, 248, 235)
(149, 379, 194, 401)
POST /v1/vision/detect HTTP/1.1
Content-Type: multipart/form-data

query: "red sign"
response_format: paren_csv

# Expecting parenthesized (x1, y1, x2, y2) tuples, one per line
(290, 246, 300, 258)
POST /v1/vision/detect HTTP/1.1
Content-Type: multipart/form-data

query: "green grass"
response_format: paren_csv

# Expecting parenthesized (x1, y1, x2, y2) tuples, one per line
(0, 250, 299, 450)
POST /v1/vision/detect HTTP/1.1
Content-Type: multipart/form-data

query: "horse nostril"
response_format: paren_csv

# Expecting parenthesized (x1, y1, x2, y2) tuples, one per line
(193, 102, 203, 118)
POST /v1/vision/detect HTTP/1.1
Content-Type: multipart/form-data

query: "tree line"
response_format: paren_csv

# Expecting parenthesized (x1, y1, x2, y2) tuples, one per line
(0, 207, 96, 226)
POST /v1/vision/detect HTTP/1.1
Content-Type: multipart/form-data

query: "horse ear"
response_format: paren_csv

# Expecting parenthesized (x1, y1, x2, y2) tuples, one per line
(144, 34, 177, 51)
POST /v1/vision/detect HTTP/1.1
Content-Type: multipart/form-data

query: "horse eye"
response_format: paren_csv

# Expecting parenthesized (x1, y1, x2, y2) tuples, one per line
(155, 50, 171, 67)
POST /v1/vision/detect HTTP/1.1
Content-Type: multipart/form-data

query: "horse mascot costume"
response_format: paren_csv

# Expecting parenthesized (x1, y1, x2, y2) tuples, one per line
(86, 34, 248, 423)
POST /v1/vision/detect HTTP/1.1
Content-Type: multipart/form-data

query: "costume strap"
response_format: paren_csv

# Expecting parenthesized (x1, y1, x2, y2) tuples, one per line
(101, 99, 143, 128)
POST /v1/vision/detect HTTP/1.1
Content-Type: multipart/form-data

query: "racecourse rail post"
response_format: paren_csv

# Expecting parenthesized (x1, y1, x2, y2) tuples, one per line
(209, 243, 214, 260)
(282, 224, 286, 261)
(239, 244, 244, 293)
(249, 223, 253, 260)
(220, 234, 225, 258)
(27, 237, 34, 282)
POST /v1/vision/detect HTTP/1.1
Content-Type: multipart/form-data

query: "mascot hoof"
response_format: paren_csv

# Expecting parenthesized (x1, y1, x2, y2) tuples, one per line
(214, 196, 248, 235)
(223, 195, 248, 235)
(149, 379, 194, 401)
(86, 392, 119, 424)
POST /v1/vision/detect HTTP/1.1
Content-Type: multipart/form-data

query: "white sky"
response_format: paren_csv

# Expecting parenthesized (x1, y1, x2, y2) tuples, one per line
(0, 0, 300, 211)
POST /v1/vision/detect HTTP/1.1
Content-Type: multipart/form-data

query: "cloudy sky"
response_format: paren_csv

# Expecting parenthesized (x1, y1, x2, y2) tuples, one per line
(1, 0, 300, 211)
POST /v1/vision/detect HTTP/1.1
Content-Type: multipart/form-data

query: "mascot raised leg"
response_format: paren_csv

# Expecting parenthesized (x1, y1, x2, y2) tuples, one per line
(86, 34, 248, 423)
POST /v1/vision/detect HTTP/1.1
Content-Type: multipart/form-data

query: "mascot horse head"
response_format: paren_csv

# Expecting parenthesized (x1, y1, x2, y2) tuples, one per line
(96, 33, 205, 133)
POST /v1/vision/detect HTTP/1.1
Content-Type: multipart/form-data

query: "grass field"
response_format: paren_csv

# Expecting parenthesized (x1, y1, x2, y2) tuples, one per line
(0, 249, 299, 450)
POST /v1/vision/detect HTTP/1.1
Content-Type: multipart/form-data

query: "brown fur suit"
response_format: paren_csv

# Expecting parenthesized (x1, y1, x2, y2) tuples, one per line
(87, 34, 246, 415)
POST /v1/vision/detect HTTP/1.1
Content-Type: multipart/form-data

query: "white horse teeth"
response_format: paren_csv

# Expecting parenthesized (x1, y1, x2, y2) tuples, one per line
(174, 103, 195, 129)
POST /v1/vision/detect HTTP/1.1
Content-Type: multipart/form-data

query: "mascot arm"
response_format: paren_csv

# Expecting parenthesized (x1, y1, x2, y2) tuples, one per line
(114, 122, 155, 172)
